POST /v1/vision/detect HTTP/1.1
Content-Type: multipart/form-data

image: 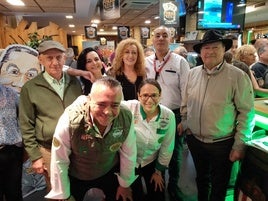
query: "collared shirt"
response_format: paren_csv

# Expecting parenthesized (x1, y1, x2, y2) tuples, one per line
(0, 84, 22, 146)
(145, 50, 190, 110)
(203, 61, 224, 74)
(122, 100, 175, 171)
(43, 71, 65, 99)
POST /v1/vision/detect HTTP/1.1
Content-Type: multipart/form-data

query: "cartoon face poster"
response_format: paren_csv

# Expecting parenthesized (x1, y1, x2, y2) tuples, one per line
(0, 44, 47, 197)
(0, 44, 42, 93)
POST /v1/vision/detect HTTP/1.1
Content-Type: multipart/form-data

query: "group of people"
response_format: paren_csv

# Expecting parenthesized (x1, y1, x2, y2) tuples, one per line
(224, 34, 268, 94)
(0, 26, 257, 201)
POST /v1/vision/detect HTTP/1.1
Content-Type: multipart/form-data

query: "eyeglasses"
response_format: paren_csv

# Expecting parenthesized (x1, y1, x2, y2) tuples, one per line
(139, 93, 160, 101)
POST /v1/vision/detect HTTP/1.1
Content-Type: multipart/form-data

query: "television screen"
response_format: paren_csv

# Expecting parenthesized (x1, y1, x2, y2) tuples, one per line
(179, 0, 186, 16)
(197, 0, 246, 30)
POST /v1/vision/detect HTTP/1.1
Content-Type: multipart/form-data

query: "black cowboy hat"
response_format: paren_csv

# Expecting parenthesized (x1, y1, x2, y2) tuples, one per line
(193, 30, 233, 54)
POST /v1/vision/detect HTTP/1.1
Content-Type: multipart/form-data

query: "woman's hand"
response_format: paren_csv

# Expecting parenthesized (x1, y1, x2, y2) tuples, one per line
(150, 171, 164, 192)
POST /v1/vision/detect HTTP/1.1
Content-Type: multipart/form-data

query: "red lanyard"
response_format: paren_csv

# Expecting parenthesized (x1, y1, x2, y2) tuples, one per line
(153, 51, 171, 79)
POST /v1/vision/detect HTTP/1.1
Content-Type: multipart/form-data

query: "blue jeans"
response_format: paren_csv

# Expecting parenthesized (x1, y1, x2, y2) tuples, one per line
(187, 135, 234, 201)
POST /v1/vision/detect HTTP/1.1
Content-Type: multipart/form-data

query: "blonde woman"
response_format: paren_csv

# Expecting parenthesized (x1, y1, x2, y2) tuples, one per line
(109, 38, 146, 100)
(234, 45, 268, 94)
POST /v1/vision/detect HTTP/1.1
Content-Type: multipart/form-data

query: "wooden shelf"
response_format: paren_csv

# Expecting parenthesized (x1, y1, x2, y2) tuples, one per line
(180, 40, 201, 52)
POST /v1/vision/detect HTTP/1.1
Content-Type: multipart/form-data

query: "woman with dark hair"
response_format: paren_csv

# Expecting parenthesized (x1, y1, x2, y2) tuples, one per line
(122, 78, 175, 201)
(77, 47, 105, 95)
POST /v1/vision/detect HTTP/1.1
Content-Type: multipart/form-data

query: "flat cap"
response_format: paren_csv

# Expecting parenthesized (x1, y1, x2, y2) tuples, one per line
(37, 40, 66, 54)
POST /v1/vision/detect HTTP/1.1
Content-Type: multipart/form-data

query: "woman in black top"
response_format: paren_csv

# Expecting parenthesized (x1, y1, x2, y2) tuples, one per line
(108, 38, 146, 100)
(77, 47, 105, 95)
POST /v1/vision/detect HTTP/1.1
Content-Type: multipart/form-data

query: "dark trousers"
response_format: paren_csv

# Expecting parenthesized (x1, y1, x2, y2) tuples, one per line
(168, 109, 184, 187)
(132, 162, 165, 201)
(70, 165, 120, 201)
(0, 145, 23, 201)
(187, 135, 234, 201)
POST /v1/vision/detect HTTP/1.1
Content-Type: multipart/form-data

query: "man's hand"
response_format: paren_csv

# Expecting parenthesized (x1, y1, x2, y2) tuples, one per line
(150, 172, 164, 192)
(177, 123, 183, 136)
(116, 186, 133, 201)
(32, 158, 45, 174)
(229, 149, 244, 162)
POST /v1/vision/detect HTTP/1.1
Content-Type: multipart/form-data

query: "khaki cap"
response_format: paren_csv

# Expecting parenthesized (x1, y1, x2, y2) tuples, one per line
(37, 40, 66, 54)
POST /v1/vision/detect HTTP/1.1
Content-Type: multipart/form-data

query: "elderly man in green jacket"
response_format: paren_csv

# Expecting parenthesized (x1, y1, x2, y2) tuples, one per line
(19, 40, 82, 189)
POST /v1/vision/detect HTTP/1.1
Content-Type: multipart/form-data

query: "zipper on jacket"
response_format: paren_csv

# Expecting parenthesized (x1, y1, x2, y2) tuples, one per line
(199, 74, 210, 139)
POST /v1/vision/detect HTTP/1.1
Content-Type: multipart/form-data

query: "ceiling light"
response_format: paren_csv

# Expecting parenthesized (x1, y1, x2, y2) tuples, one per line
(237, 0, 246, 7)
(237, 3, 246, 7)
(91, 19, 100, 24)
(6, 0, 25, 6)
(145, 20, 151, 24)
(154, 16, 159, 19)
(112, 26, 117, 30)
(69, 24, 75, 28)
(246, 6, 255, 13)
(99, 28, 104, 31)
(66, 15, 73, 19)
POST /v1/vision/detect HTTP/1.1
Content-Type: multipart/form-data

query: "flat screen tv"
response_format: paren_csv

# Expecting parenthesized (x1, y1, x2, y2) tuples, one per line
(197, 0, 246, 30)
(179, 0, 187, 16)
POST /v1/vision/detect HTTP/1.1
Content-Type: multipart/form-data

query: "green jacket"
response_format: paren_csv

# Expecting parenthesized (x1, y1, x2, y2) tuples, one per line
(19, 72, 82, 161)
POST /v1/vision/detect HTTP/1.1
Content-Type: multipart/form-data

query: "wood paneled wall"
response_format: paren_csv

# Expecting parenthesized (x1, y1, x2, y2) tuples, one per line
(0, 16, 67, 49)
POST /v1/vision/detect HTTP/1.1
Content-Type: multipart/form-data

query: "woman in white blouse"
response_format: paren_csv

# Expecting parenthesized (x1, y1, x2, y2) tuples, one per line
(122, 78, 176, 201)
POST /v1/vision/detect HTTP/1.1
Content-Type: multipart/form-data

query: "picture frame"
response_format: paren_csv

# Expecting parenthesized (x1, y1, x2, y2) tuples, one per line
(85, 26, 97, 39)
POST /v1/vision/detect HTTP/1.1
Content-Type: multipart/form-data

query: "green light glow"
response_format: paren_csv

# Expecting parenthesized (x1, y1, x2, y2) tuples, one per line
(255, 90, 268, 98)
(254, 114, 268, 130)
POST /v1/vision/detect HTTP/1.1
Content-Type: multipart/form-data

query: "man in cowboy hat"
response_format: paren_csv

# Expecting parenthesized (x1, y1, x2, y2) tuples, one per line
(180, 30, 255, 201)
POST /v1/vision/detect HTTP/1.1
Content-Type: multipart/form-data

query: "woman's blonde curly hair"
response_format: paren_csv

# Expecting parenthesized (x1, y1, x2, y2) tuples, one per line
(234, 45, 256, 62)
(109, 38, 146, 77)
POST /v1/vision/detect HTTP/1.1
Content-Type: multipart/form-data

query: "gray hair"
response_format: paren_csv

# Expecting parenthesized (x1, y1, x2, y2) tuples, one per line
(91, 76, 122, 93)
(257, 45, 268, 56)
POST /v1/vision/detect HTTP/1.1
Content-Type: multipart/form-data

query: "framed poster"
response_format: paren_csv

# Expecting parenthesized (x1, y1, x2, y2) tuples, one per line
(140, 27, 150, 39)
(117, 26, 130, 40)
(160, 0, 180, 27)
(100, 0, 120, 20)
(85, 26, 97, 39)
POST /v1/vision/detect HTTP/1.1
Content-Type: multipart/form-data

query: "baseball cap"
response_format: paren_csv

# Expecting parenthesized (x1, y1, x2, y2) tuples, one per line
(37, 40, 66, 54)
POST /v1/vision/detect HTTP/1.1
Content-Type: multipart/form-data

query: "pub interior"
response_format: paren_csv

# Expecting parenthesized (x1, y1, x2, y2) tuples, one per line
(0, 0, 268, 201)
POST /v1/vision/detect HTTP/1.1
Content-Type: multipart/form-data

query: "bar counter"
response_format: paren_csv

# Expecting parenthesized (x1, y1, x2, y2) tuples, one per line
(254, 98, 268, 131)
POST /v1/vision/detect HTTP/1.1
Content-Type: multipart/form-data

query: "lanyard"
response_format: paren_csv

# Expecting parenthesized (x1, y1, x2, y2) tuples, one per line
(153, 51, 171, 80)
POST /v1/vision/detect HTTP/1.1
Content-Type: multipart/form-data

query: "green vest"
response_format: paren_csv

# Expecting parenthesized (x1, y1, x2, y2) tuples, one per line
(67, 104, 132, 180)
